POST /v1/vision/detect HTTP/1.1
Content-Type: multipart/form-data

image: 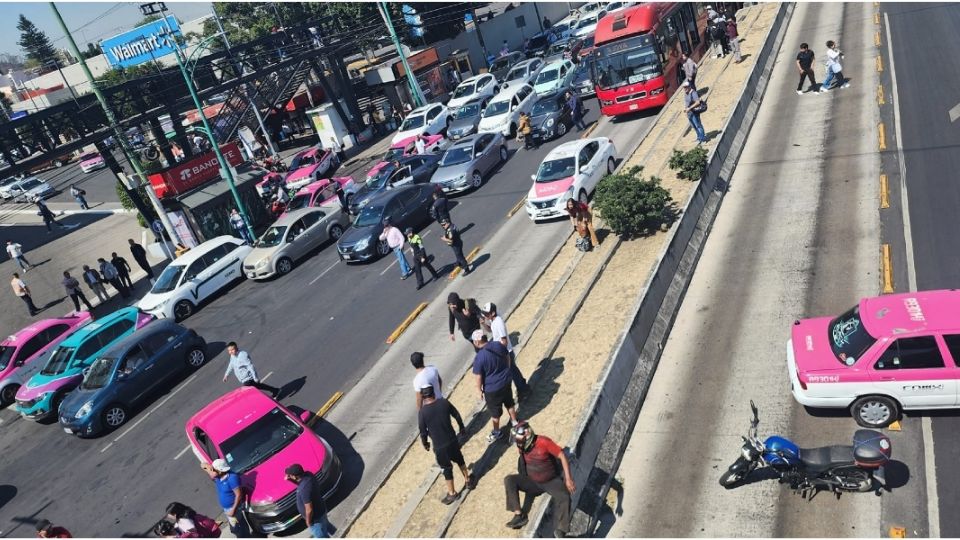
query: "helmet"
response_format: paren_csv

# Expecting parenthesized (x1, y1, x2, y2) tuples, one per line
(511, 420, 535, 451)
(404, 227, 414, 235)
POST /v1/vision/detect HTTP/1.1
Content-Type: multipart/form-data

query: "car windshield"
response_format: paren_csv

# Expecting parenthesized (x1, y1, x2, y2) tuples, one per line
(440, 146, 474, 167)
(383, 147, 407, 161)
(219, 408, 304, 473)
(456, 103, 481, 119)
(400, 114, 425, 131)
(578, 15, 598, 27)
(452, 83, 476, 99)
(0, 346, 16, 371)
(80, 153, 99, 161)
(593, 38, 662, 90)
(483, 101, 510, 117)
(289, 153, 315, 171)
(828, 305, 878, 365)
(152, 264, 185, 294)
(536, 69, 559, 85)
(287, 194, 311, 211)
(256, 226, 287, 248)
(528, 35, 548, 49)
(536, 157, 576, 182)
(20, 179, 42, 190)
(490, 57, 512, 72)
(532, 97, 561, 116)
(366, 168, 392, 190)
(547, 43, 568, 56)
(81, 356, 117, 390)
(41, 346, 76, 376)
(354, 204, 385, 227)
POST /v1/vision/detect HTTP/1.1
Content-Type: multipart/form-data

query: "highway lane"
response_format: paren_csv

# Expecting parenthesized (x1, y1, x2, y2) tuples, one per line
(885, 3, 960, 536)
(0, 99, 662, 536)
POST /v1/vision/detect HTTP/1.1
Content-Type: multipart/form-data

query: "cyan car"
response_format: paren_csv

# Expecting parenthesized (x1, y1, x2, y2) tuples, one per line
(533, 59, 576, 97)
(15, 307, 154, 422)
(60, 319, 206, 437)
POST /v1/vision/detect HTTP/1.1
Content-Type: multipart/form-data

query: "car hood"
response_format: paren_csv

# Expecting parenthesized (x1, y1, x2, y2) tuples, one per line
(529, 176, 575, 200)
(285, 164, 318, 184)
(392, 128, 424, 145)
(17, 371, 82, 400)
(791, 316, 852, 374)
(338, 224, 380, 247)
(447, 95, 475, 109)
(245, 245, 282, 265)
(432, 162, 474, 183)
(60, 385, 107, 416)
(138, 290, 175, 312)
(244, 432, 328, 505)
(530, 111, 560, 129)
(534, 81, 560, 95)
(449, 116, 480, 132)
(352, 183, 386, 206)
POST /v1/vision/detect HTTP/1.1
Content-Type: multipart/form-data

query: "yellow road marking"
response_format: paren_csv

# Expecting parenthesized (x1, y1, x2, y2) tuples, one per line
(307, 391, 344, 427)
(878, 122, 887, 151)
(448, 246, 481, 279)
(875, 31, 882, 46)
(580, 122, 598, 139)
(890, 526, 906, 538)
(507, 197, 525, 218)
(386, 302, 428, 344)
(875, 12, 880, 25)
(880, 174, 890, 209)
(888, 420, 902, 431)
(878, 84, 886, 105)
(876, 55, 884, 72)
(882, 244, 894, 294)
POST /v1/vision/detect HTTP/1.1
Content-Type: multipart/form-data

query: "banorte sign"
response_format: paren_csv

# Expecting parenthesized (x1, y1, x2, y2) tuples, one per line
(148, 142, 244, 198)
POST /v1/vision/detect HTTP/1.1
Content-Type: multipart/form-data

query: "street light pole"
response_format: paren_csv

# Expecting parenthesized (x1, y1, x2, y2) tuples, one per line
(49, 1, 183, 251)
(378, 1, 425, 108)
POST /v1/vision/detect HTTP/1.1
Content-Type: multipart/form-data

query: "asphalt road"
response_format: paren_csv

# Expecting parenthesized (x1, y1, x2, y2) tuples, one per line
(0, 103, 625, 536)
(885, 3, 960, 536)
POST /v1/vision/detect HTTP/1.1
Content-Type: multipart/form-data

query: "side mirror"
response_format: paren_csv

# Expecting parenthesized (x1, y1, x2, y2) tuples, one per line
(530, 174, 536, 181)
(300, 410, 315, 423)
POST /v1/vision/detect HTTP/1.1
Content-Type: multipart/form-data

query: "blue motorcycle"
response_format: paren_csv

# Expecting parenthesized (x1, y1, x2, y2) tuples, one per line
(720, 401, 891, 498)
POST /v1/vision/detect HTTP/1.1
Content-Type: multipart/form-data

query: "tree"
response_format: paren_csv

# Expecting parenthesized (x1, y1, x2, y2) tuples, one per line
(17, 15, 58, 69)
(592, 166, 674, 238)
(135, 14, 162, 27)
(80, 42, 100, 60)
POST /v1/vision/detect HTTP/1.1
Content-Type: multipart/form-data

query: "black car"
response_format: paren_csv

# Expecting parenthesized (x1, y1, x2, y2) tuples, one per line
(529, 91, 574, 144)
(571, 58, 596, 98)
(347, 153, 441, 215)
(337, 184, 436, 262)
(524, 33, 551, 58)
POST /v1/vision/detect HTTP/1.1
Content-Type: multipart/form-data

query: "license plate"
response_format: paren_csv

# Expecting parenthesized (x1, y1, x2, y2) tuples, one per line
(629, 104, 639, 111)
(536, 210, 552, 217)
(247, 273, 256, 279)
(342, 254, 352, 260)
(63, 427, 72, 434)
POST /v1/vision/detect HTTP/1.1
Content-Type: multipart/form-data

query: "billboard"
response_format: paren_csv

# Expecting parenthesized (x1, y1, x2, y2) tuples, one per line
(147, 142, 244, 198)
(101, 16, 182, 69)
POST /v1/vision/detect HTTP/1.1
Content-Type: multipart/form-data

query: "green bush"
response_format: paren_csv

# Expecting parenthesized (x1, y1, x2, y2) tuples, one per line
(115, 181, 152, 229)
(593, 165, 674, 238)
(667, 146, 708, 182)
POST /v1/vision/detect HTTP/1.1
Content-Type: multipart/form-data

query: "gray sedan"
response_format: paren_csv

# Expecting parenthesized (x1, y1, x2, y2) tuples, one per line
(430, 132, 508, 193)
(243, 206, 349, 279)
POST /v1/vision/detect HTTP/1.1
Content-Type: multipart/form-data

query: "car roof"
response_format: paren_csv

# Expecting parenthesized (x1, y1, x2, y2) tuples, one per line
(60, 307, 142, 347)
(409, 103, 440, 116)
(511, 58, 539, 70)
(98, 319, 182, 359)
(189, 386, 280, 441)
(270, 207, 326, 226)
(2, 314, 91, 346)
(295, 178, 333, 195)
(366, 183, 421, 206)
(542, 59, 572, 71)
(449, 133, 491, 147)
(544, 138, 595, 161)
(460, 73, 492, 84)
(169, 236, 240, 266)
(489, 83, 532, 102)
(859, 290, 960, 337)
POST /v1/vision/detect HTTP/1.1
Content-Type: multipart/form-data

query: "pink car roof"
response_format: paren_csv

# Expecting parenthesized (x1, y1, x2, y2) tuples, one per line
(2, 313, 92, 348)
(390, 133, 444, 149)
(859, 290, 960, 337)
(79, 153, 102, 163)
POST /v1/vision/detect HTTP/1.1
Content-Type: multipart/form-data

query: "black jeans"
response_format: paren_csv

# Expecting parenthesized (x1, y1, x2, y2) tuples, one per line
(19, 294, 38, 315)
(69, 290, 93, 312)
(413, 255, 440, 286)
(243, 379, 280, 396)
(107, 277, 129, 298)
(117, 271, 133, 289)
(450, 245, 470, 274)
(504, 474, 571, 534)
(797, 67, 817, 91)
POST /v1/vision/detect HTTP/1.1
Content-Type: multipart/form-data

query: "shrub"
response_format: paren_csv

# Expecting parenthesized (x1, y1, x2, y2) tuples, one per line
(593, 165, 673, 238)
(667, 146, 708, 182)
(115, 180, 152, 229)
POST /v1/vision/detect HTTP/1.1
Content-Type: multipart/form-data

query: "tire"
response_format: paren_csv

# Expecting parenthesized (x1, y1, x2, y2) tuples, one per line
(606, 156, 616, 175)
(50, 392, 65, 417)
(0, 384, 18, 406)
(102, 403, 128, 430)
(499, 145, 508, 162)
(52, 159, 64, 168)
(578, 189, 588, 205)
(186, 347, 206, 368)
(329, 224, 344, 240)
(173, 300, 194, 322)
(376, 239, 390, 257)
(508, 122, 517, 139)
(471, 170, 483, 189)
(556, 121, 568, 137)
(719, 470, 745, 488)
(851, 395, 899, 428)
(276, 257, 293, 275)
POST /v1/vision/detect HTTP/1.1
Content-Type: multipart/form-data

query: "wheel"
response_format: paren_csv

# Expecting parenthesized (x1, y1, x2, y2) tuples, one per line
(471, 170, 483, 188)
(606, 156, 616, 174)
(173, 300, 194, 322)
(186, 347, 206, 368)
(851, 395, 899, 428)
(556, 121, 568, 137)
(578, 189, 588, 205)
(835, 467, 873, 492)
(102, 403, 128, 430)
(50, 392, 65, 416)
(329, 224, 344, 240)
(508, 122, 517, 139)
(52, 159, 64, 168)
(499, 145, 508, 162)
(0, 384, 18, 406)
(719, 469, 745, 488)
(376, 239, 390, 257)
(276, 257, 293, 275)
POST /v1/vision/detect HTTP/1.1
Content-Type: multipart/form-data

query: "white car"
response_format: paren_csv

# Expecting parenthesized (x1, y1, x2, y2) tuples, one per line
(137, 236, 251, 321)
(0, 176, 27, 199)
(533, 59, 577, 96)
(603, 1, 637, 15)
(9, 177, 54, 203)
(478, 84, 537, 137)
(447, 73, 499, 110)
(392, 103, 452, 144)
(572, 12, 605, 38)
(575, 1, 606, 17)
(502, 58, 545, 89)
(525, 137, 617, 221)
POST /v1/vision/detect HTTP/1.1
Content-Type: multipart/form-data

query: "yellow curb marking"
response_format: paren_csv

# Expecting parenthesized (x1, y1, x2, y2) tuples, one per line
(580, 122, 599, 139)
(878, 84, 886, 105)
(890, 526, 906, 538)
(888, 419, 902, 431)
(875, 31, 882, 46)
(448, 246, 481, 279)
(507, 197, 525, 218)
(876, 55, 884, 72)
(878, 122, 887, 151)
(386, 302, 428, 344)
(307, 391, 344, 427)
(882, 244, 894, 294)
(875, 12, 881, 25)
(880, 174, 890, 209)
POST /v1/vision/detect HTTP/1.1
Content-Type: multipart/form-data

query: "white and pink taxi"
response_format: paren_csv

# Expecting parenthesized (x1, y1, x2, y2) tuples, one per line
(524, 137, 616, 221)
(788, 290, 960, 428)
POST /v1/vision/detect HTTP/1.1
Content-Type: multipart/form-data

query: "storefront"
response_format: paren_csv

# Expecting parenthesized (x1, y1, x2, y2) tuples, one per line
(393, 47, 448, 103)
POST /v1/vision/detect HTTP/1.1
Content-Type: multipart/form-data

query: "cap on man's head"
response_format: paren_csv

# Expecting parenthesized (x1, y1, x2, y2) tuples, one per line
(284, 464, 305, 477)
(682, 80, 690, 87)
(35, 520, 52, 533)
(404, 227, 414, 235)
(482, 302, 496, 315)
(212, 458, 231, 473)
(471, 329, 485, 342)
(419, 385, 435, 398)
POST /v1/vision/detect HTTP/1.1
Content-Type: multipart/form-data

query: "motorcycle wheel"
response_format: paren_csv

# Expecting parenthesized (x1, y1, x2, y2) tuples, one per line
(719, 469, 745, 489)
(834, 467, 873, 492)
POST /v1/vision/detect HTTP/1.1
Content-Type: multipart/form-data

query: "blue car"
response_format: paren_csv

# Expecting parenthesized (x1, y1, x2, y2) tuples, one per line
(59, 319, 207, 437)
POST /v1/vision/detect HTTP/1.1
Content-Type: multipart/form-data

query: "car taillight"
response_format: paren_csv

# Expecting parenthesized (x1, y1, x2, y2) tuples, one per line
(797, 371, 807, 390)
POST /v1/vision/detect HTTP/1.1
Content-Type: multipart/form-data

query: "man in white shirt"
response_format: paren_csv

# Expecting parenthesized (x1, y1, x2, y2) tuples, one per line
(10, 272, 38, 316)
(415, 135, 426, 155)
(411, 352, 444, 409)
(6, 241, 32, 272)
(379, 217, 412, 280)
(482, 302, 530, 399)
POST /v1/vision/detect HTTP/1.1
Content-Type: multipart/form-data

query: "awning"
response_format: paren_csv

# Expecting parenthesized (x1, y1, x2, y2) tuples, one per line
(285, 86, 327, 111)
(182, 103, 225, 125)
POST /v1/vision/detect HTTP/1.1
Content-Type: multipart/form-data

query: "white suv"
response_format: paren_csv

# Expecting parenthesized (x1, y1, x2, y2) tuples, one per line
(478, 84, 537, 137)
(392, 103, 452, 144)
(447, 73, 499, 109)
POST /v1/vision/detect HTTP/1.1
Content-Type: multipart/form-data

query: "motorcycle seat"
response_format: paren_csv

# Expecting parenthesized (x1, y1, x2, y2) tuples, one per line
(799, 445, 855, 471)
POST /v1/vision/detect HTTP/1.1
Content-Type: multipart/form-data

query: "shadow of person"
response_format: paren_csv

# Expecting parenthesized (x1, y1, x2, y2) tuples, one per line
(276, 376, 307, 401)
(37, 296, 67, 313)
(311, 419, 364, 513)
(0, 484, 17, 513)
(468, 253, 491, 272)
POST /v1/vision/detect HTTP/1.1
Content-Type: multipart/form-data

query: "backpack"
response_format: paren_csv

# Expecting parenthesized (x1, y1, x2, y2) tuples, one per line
(711, 23, 725, 40)
(576, 235, 593, 252)
(192, 513, 221, 538)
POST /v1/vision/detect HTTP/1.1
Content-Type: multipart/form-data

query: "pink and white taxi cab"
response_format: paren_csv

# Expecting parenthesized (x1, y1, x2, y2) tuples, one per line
(0, 313, 92, 405)
(283, 147, 339, 191)
(788, 290, 960, 428)
(365, 134, 445, 183)
(525, 137, 617, 221)
(185, 387, 342, 534)
(78, 152, 106, 173)
(280, 176, 357, 218)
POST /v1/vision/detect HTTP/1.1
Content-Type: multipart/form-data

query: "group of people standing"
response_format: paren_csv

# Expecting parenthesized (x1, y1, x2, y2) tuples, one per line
(795, 40, 847, 95)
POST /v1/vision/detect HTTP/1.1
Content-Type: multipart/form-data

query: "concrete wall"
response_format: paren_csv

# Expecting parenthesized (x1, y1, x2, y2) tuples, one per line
(474, 2, 571, 57)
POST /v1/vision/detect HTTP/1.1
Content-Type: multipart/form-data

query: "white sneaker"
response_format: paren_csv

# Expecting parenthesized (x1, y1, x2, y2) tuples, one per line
(796, 90, 803, 95)
(842, 83, 850, 88)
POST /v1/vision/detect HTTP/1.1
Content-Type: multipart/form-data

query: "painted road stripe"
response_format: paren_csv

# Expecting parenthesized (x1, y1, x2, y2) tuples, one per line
(949, 102, 960, 123)
(874, 12, 880, 25)
(307, 391, 344, 427)
(875, 31, 881, 47)
(261, 371, 274, 381)
(380, 255, 399, 276)
(878, 122, 887, 151)
(102, 372, 200, 452)
(174, 444, 193, 460)
(876, 55, 883, 72)
(448, 246, 481, 279)
(580, 122, 599, 139)
(880, 174, 890, 209)
(309, 260, 339, 285)
(386, 302, 428, 344)
(881, 244, 894, 294)
(507, 197, 525, 219)
(878, 84, 886, 105)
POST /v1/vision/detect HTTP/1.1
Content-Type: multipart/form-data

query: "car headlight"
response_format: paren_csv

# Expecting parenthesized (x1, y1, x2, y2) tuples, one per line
(75, 401, 93, 419)
(455, 174, 467, 184)
(255, 257, 271, 268)
(546, 118, 555, 127)
(355, 237, 370, 250)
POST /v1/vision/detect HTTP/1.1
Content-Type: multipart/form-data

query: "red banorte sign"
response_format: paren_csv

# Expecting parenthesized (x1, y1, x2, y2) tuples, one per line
(148, 142, 244, 198)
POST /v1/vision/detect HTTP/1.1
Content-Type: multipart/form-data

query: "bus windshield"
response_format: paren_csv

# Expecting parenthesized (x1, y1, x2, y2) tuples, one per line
(593, 37, 662, 90)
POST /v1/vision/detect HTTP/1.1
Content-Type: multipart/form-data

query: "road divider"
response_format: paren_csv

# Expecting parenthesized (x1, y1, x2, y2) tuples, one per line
(307, 391, 344, 427)
(875, 30, 882, 46)
(386, 302, 428, 344)
(882, 244, 894, 293)
(878, 84, 885, 105)
(876, 55, 883, 72)
(507, 197, 526, 218)
(880, 174, 890, 208)
(447, 246, 481, 279)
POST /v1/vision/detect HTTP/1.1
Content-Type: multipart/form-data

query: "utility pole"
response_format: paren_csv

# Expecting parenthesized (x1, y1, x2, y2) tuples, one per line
(49, 1, 182, 252)
(378, 1, 425, 108)
(469, 7, 491, 68)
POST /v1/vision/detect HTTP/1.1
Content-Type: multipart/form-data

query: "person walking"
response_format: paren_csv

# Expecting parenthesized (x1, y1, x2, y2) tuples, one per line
(229, 209, 253, 244)
(36, 198, 66, 233)
(681, 52, 697, 90)
(795, 43, 817, 95)
(726, 16, 741, 63)
(98, 257, 129, 299)
(415, 134, 426, 155)
(201, 459, 250, 538)
(6, 241, 32, 272)
(820, 40, 845, 92)
(431, 190, 451, 224)
(406, 227, 441, 290)
(81, 265, 109, 303)
(411, 351, 444, 410)
(223, 342, 280, 397)
(709, 18, 726, 58)
(473, 330, 519, 443)
(110, 252, 134, 290)
(62, 271, 93, 313)
(69, 185, 88, 210)
(566, 198, 600, 248)
(418, 385, 476, 505)
(128, 239, 154, 282)
(379, 218, 412, 280)
(440, 219, 471, 275)
(518, 112, 533, 150)
(11, 272, 38, 316)
(35, 519, 71, 538)
(682, 81, 708, 143)
(502, 421, 575, 536)
(328, 137, 346, 164)
(565, 91, 587, 132)
(447, 292, 483, 347)
(481, 302, 530, 399)
(284, 464, 334, 538)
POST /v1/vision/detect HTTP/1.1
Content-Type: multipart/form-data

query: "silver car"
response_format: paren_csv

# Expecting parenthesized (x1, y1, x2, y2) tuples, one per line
(243, 206, 349, 279)
(430, 132, 508, 193)
(9, 177, 54, 202)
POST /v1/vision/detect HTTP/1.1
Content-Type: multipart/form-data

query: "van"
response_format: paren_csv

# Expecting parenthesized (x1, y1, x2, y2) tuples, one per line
(478, 84, 537, 137)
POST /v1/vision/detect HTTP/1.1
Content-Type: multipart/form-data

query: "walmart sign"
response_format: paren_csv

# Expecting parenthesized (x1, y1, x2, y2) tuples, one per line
(101, 16, 182, 68)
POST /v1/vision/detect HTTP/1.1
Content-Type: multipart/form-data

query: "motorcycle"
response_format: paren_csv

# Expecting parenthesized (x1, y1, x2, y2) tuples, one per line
(719, 401, 891, 498)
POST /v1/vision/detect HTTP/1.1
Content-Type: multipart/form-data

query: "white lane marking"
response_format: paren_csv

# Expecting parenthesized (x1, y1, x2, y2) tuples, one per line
(100, 442, 113, 453)
(261, 371, 274, 381)
(101, 372, 200, 452)
(950, 103, 960, 123)
(380, 254, 399, 275)
(308, 260, 339, 285)
(174, 444, 193, 460)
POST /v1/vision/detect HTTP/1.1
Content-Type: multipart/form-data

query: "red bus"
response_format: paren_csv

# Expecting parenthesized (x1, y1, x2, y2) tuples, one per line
(591, 3, 708, 117)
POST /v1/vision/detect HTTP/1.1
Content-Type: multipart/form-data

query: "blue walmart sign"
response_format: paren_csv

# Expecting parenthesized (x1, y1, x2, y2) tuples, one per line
(101, 16, 182, 68)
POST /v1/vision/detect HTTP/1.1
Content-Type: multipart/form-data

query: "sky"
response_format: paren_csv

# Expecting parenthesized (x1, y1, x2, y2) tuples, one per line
(1, 2, 215, 59)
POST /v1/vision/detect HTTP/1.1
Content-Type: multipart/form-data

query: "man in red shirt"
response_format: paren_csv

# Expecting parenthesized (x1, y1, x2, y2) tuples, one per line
(35, 519, 71, 538)
(503, 421, 576, 537)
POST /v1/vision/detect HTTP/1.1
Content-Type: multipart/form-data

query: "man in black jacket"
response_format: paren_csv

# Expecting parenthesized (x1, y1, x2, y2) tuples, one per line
(418, 385, 476, 504)
(441, 219, 471, 275)
(431, 190, 451, 224)
(110, 252, 134, 289)
(447, 292, 481, 348)
(127, 238, 154, 281)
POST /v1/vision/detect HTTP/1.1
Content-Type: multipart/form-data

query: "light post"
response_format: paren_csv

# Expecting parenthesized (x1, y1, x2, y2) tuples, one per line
(378, 1, 426, 108)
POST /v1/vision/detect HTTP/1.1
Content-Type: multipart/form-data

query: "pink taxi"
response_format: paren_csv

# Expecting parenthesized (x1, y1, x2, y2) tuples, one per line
(284, 147, 339, 191)
(78, 152, 106, 173)
(0, 313, 92, 405)
(788, 290, 960, 428)
(281, 176, 357, 219)
(185, 387, 342, 534)
(365, 133, 445, 182)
